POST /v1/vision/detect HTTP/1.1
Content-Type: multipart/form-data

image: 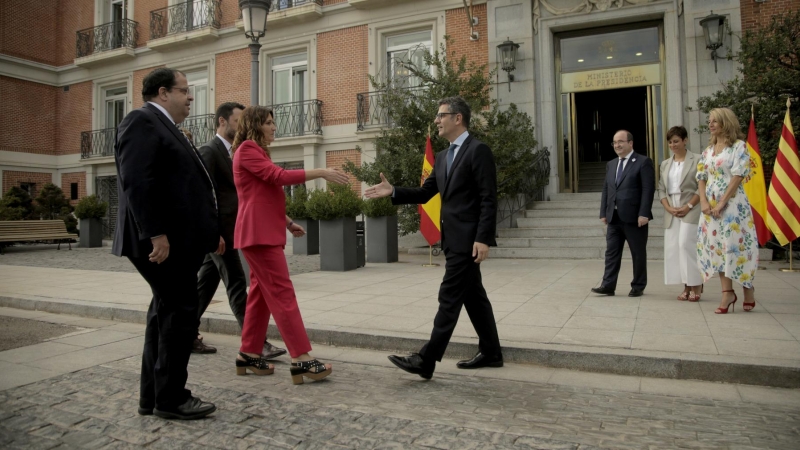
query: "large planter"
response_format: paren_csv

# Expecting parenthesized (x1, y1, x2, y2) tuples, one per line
(292, 218, 319, 255)
(319, 217, 357, 271)
(366, 215, 398, 263)
(79, 218, 103, 248)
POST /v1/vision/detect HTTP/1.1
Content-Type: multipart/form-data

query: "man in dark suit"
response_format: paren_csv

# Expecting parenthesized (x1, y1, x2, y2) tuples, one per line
(591, 130, 655, 297)
(194, 102, 287, 359)
(113, 68, 222, 420)
(365, 96, 502, 379)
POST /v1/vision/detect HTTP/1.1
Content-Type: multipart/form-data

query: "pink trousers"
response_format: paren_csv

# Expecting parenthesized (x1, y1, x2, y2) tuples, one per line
(239, 245, 311, 357)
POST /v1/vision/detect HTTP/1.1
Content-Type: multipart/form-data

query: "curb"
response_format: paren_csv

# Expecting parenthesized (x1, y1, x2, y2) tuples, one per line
(2, 295, 798, 389)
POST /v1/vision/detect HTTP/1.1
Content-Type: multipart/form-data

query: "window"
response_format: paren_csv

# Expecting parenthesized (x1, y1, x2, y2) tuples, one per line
(271, 53, 309, 137)
(104, 86, 127, 130)
(386, 30, 432, 89)
(560, 27, 659, 72)
(70, 183, 79, 200)
(186, 70, 209, 118)
(20, 183, 35, 197)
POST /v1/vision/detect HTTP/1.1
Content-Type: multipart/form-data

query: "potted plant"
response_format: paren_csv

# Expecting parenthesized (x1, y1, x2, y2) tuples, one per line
(286, 185, 318, 255)
(306, 183, 363, 271)
(74, 194, 108, 248)
(362, 197, 398, 263)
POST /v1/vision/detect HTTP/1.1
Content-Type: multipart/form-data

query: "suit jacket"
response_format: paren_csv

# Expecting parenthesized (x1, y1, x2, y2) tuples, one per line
(233, 140, 306, 249)
(657, 151, 701, 228)
(198, 135, 237, 246)
(112, 103, 219, 258)
(600, 151, 655, 225)
(393, 134, 497, 254)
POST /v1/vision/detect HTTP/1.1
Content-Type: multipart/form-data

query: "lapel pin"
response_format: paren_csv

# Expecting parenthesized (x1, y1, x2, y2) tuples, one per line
(632, 158, 636, 162)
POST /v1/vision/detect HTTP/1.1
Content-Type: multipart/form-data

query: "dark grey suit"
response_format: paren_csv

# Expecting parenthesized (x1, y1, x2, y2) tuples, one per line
(599, 151, 655, 291)
(393, 134, 501, 362)
(196, 135, 247, 328)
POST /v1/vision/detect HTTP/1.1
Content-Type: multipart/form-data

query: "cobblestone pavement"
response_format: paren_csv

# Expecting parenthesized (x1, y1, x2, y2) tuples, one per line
(0, 244, 321, 275)
(2, 340, 799, 449)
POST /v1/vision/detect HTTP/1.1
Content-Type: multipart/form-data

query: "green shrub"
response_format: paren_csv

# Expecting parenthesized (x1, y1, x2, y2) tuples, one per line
(74, 195, 108, 220)
(63, 213, 78, 234)
(361, 197, 397, 217)
(285, 185, 310, 220)
(0, 186, 35, 220)
(34, 183, 72, 220)
(306, 183, 363, 220)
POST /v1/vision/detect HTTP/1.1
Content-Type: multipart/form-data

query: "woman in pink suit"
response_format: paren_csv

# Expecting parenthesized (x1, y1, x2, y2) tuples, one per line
(231, 106, 349, 384)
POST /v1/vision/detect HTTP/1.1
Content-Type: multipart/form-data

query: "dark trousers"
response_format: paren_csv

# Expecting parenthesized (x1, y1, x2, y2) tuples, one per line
(419, 249, 502, 363)
(129, 252, 205, 410)
(602, 211, 648, 291)
(196, 250, 248, 329)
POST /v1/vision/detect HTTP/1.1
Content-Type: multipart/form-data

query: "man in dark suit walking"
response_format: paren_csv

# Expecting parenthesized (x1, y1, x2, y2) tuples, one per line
(113, 68, 221, 420)
(591, 130, 655, 297)
(194, 102, 287, 359)
(365, 96, 502, 379)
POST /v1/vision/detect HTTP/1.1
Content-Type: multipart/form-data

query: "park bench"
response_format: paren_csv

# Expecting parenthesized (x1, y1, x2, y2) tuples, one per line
(0, 220, 77, 254)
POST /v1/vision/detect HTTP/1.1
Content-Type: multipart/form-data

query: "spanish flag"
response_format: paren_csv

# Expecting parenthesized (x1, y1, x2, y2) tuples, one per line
(419, 136, 441, 246)
(744, 110, 771, 246)
(767, 98, 800, 245)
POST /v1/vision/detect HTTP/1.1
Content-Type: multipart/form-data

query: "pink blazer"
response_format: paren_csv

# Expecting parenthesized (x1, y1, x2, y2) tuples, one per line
(233, 140, 306, 249)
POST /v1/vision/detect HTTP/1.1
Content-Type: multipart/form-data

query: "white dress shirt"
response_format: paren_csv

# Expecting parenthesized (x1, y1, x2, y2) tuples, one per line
(216, 133, 232, 158)
(668, 160, 683, 195)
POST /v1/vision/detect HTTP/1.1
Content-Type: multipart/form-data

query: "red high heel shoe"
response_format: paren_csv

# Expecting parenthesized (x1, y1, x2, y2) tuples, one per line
(715, 290, 737, 314)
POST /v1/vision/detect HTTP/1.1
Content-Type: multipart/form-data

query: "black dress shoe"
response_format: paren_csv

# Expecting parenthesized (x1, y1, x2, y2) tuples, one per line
(591, 286, 615, 296)
(153, 397, 216, 420)
(192, 339, 217, 354)
(387, 353, 434, 380)
(262, 340, 287, 359)
(456, 352, 503, 369)
(629, 289, 644, 297)
(138, 399, 154, 416)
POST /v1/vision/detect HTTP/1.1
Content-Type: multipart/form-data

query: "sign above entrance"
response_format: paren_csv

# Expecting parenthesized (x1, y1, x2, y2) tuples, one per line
(561, 63, 661, 93)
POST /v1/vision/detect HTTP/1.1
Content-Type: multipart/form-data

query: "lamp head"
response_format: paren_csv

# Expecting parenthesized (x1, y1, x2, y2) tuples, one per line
(239, 0, 271, 42)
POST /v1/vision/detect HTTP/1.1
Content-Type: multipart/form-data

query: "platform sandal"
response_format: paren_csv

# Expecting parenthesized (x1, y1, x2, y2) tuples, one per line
(236, 352, 275, 376)
(290, 359, 332, 385)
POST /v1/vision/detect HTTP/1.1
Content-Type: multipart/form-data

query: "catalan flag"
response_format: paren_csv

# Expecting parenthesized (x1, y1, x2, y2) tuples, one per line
(419, 136, 441, 246)
(767, 99, 800, 246)
(743, 111, 771, 246)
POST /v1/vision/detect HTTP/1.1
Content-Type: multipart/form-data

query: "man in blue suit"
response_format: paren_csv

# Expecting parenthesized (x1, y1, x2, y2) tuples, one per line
(591, 130, 655, 297)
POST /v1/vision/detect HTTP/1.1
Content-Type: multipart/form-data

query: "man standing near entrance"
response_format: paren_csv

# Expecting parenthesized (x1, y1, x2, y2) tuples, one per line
(592, 130, 655, 297)
(365, 96, 503, 379)
(113, 68, 219, 419)
(194, 102, 287, 359)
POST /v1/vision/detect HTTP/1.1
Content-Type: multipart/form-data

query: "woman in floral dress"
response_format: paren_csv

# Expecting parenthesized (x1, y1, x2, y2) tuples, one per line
(696, 108, 759, 314)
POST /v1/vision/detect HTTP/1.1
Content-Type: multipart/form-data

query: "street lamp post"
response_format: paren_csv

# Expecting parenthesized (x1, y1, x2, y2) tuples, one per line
(239, 0, 272, 106)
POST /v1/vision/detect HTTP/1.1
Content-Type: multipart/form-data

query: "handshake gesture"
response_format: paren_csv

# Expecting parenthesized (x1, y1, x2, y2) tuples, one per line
(365, 173, 393, 199)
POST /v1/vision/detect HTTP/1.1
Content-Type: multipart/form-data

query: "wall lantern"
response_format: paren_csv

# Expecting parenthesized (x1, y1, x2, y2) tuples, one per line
(496, 38, 520, 92)
(699, 11, 727, 73)
(239, 0, 272, 106)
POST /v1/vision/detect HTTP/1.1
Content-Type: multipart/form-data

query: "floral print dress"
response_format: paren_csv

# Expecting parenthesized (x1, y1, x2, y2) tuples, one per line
(696, 140, 759, 288)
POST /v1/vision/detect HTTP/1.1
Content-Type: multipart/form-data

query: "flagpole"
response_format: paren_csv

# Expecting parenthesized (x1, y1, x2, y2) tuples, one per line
(422, 245, 439, 267)
(779, 242, 800, 272)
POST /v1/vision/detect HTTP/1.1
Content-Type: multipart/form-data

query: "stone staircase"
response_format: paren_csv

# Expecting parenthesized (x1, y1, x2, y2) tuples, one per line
(492, 192, 665, 260)
(577, 162, 606, 192)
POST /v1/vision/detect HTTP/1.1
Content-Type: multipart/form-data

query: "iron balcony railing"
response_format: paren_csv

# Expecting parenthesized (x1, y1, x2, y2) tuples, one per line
(76, 19, 138, 58)
(179, 114, 216, 146)
(81, 128, 117, 159)
(150, 0, 221, 40)
(356, 87, 425, 131)
(273, 99, 323, 138)
(238, 0, 323, 18)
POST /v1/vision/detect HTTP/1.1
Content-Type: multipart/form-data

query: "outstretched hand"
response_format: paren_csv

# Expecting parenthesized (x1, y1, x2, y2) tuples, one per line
(324, 168, 350, 185)
(365, 173, 393, 199)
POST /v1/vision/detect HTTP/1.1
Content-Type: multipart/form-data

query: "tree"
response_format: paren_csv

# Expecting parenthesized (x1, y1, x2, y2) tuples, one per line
(33, 183, 76, 232)
(695, 11, 800, 167)
(0, 186, 35, 220)
(345, 37, 541, 235)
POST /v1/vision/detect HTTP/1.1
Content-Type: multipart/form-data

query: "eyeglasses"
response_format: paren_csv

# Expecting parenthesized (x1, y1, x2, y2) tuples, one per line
(170, 86, 190, 95)
(435, 112, 458, 120)
(611, 140, 631, 147)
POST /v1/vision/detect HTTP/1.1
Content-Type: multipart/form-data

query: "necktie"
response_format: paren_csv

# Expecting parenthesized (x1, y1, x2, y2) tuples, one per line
(446, 143, 458, 178)
(615, 157, 625, 186)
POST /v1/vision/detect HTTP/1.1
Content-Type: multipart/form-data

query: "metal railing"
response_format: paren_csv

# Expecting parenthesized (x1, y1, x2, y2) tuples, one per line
(76, 19, 138, 58)
(237, 0, 323, 18)
(496, 147, 551, 228)
(179, 114, 216, 145)
(81, 128, 117, 159)
(273, 99, 323, 138)
(150, 0, 221, 40)
(356, 86, 425, 131)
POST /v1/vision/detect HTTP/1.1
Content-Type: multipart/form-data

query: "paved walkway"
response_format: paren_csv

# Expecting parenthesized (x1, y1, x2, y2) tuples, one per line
(1, 249, 799, 385)
(1, 309, 799, 449)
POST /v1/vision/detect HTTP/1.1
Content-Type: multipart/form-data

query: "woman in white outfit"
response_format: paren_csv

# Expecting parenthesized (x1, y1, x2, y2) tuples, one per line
(657, 126, 704, 301)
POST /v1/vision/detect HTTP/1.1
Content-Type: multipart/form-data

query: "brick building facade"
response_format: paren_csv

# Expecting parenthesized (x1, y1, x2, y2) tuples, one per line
(0, 0, 796, 237)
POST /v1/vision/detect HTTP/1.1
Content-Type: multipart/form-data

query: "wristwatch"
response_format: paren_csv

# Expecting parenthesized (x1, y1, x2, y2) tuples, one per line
(686, 203, 694, 209)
